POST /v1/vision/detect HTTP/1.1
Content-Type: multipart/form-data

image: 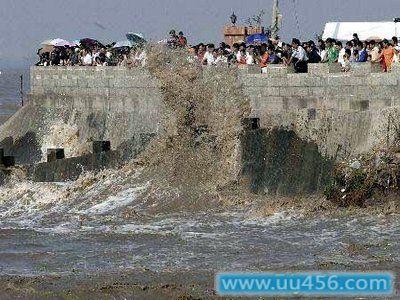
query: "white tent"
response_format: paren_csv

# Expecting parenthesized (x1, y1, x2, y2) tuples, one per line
(322, 22, 400, 41)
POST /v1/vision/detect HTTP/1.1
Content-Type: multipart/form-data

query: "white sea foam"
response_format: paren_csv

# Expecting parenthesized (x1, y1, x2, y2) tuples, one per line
(78, 183, 149, 216)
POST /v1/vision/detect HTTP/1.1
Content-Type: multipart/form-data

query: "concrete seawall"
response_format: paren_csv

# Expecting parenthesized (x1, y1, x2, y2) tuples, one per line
(29, 66, 164, 141)
(1, 63, 399, 194)
(240, 63, 400, 159)
(0, 66, 164, 164)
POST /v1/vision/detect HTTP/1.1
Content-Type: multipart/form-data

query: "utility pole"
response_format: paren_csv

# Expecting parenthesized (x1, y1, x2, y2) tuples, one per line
(20, 75, 24, 106)
(271, 0, 281, 38)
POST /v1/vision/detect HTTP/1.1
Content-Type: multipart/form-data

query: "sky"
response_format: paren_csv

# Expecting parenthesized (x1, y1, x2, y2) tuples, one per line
(0, 0, 399, 66)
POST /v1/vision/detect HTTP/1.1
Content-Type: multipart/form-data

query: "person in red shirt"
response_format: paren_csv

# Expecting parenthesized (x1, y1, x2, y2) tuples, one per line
(178, 31, 188, 48)
(259, 48, 270, 68)
(380, 39, 395, 72)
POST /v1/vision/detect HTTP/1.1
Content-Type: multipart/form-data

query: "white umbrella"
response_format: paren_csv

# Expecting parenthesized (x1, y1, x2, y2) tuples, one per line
(113, 40, 133, 48)
(42, 38, 76, 47)
(41, 39, 53, 46)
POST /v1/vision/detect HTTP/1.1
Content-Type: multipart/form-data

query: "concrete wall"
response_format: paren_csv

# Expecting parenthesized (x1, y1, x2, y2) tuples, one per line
(7, 63, 400, 163)
(240, 63, 400, 158)
(29, 66, 164, 135)
(0, 66, 165, 164)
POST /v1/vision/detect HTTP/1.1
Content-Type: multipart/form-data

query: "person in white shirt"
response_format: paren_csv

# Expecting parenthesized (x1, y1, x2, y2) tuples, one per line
(246, 47, 255, 65)
(286, 38, 308, 73)
(92, 47, 100, 61)
(392, 37, 400, 64)
(202, 44, 216, 66)
(82, 50, 93, 66)
(236, 44, 247, 63)
(337, 42, 346, 65)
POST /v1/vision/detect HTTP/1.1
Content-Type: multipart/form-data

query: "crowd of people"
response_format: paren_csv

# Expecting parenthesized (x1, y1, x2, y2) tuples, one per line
(37, 31, 400, 73)
(187, 33, 400, 73)
(36, 41, 147, 67)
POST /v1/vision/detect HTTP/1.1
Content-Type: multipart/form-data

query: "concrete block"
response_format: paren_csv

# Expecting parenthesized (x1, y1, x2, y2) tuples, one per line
(93, 141, 111, 153)
(252, 96, 284, 112)
(139, 133, 156, 148)
(368, 74, 398, 86)
(309, 87, 326, 98)
(327, 75, 353, 86)
(92, 96, 107, 110)
(245, 86, 280, 98)
(262, 64, 294, 77)
(371, 63, 382, 73)
(282, 96, 309, 110)
(2, 156, 15, 167)
(349, 63, 372, 76)
(307, 108, 317, 120)
(47, 149, 65, 162)
(77, 79, 89, 88)
(350, 100, 370, 111)
(291, 75, 324, 87)
(308, 63, 341, 75)
(85, 78, 110, 88)
(241, 74, 288, 87)
(242, 118, 260, 130)
(238, 65, 261, 74)
(391, 64, 400, 74)
(247, 65, 262, 74)
(279, 86, 310, 97)
(369, 98, 392, 110)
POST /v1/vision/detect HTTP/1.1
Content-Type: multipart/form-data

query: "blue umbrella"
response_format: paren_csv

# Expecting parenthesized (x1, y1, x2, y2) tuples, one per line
(246, 33, 268, 44)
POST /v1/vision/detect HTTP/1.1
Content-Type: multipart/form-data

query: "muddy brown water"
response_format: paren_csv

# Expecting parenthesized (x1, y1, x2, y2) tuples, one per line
(0, 210, 399, 298)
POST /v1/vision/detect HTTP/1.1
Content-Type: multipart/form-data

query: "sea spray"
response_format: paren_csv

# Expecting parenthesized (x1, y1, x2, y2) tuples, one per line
(141, 46, 251, 196)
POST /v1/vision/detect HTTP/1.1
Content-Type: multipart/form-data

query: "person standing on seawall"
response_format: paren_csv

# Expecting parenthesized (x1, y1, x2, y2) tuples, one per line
(178, 31, 188, 48)
(285, 38, 308, 73)
(392, 37, 400, 65)
(380, 39, 395, 72)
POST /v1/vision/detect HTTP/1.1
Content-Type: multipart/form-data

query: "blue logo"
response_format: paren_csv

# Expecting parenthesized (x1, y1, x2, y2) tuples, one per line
(216, 272, 394, 296)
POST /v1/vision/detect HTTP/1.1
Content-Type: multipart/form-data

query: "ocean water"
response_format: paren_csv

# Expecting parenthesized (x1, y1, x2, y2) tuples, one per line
(0, 166, 398, 282)
(0, 68, 29, 123)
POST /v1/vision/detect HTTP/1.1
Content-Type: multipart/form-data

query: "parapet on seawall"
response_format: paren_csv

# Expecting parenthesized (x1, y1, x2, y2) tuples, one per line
(1, 63, 400, 180)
